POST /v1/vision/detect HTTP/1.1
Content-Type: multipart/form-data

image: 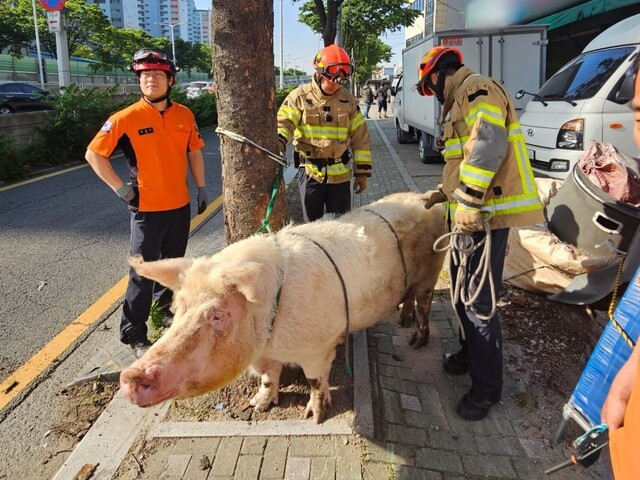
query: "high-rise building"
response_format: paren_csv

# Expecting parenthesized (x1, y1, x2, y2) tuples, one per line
(88, 0, 212, 45)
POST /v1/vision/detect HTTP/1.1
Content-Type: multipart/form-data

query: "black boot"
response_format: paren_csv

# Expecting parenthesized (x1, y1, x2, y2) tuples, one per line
(443, 343, 469, 375)
(456, 388, 501, 421)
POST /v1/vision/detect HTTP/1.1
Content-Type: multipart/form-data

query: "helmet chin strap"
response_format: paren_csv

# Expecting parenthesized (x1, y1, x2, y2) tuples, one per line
(427, 71, 447, 105)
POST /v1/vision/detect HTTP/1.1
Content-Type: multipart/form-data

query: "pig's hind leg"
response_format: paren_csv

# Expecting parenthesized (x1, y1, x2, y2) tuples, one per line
(249, 358, 283, 411)
(398, 287, 416, 327)
(300, 350, 335, 424)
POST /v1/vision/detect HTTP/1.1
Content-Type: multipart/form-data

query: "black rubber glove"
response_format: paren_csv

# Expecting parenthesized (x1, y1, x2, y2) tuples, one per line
(197, 187, 208, 214)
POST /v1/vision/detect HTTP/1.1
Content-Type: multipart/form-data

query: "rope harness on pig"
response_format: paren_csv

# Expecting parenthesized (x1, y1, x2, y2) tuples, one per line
(363, 209, 408, 296)
(287, 232, 353, 375)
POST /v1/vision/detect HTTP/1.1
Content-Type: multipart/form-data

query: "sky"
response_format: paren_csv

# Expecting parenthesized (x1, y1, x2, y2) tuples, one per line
(193, 0, 405, 75)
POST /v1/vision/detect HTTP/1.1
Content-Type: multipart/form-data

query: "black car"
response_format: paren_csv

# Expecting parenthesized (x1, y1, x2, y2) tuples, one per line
(0, 82, 54, 114)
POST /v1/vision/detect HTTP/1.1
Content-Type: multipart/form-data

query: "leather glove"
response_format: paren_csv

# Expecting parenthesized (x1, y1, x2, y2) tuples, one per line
(115, 182, 135, 204)
(196, 187, 208, 215)
(421, 189, 447, 210)
(454, 204, 484, 233)
(353, 176, 368, 194)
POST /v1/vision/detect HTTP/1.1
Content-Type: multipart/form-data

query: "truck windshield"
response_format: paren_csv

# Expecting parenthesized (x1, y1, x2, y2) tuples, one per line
(536, 46, 635, 102)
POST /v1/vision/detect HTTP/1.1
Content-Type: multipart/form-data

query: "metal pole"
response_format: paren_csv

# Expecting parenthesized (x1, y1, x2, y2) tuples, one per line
(170, 26, 176, 63)
(279, 0, 284, 89)
(31, 0, 45, 90)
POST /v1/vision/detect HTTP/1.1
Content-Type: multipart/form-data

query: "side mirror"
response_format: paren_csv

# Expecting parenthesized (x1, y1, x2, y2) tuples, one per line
(515, 90, 525, 100)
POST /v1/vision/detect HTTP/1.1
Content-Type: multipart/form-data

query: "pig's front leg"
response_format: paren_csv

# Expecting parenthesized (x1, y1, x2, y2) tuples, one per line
(301, 350, 335, 423)
(249, 358, 283, 411)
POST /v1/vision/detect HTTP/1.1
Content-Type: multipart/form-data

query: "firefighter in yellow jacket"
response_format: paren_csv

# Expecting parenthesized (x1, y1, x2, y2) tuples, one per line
(277, 45, 372, 222)
(418, 46, 544, 421)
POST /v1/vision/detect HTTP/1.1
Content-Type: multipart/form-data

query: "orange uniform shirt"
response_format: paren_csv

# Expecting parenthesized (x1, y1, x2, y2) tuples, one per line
(88, 98, 204, 212)
(609, 353, 640, 479)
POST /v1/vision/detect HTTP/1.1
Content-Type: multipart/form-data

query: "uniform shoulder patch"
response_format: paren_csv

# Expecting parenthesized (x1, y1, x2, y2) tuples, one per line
(100, 121, 112, 132)
(467, 89, 489, 102)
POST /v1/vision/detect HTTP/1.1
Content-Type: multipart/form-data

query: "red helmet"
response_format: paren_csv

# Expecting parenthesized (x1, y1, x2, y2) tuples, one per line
(313, 44, 353, 83)
(416, 46, 463, 96)
(131, 49, 177, 77)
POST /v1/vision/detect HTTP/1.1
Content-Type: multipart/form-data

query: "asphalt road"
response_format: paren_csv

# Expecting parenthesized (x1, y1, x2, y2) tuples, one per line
(0, 128, 222, 384)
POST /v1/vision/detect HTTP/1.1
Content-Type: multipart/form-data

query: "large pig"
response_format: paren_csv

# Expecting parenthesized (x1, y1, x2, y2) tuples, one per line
(119, 192, 446, 423)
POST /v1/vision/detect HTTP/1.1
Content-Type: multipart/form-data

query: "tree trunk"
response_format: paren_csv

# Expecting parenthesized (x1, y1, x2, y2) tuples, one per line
(212, 1, 288, 244)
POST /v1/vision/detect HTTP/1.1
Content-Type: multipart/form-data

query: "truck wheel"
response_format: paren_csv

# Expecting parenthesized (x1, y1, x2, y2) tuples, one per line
(396, 121, 409, 144)
(418, 132, 437, 164)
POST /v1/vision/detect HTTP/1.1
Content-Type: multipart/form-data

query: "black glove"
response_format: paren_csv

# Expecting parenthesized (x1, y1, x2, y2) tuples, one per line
(197, 186, 208, 214)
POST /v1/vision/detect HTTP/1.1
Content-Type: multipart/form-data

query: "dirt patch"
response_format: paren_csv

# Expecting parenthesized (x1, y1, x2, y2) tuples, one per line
(165, 343, 354, 423)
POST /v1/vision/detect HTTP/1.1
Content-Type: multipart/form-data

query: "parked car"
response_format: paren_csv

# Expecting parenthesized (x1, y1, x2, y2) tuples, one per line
(186, 81, 215, 99)
(0, 82, 54, 114)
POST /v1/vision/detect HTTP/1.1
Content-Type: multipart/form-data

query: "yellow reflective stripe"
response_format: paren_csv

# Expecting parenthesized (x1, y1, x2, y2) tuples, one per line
(299, 125, 349, 140)
(350, 112, 366, 132)
(327, 163, 351, 176)
(353, 150, 371, 164)
(277, 127, 291, 141)
(448, 193, 541, 217)
(465, 103, 505, 128)
(507, 123, 537, 195)
(460, 163, 493, 189)
(279, 105, 301, 124)
(444, 135, 469, 159)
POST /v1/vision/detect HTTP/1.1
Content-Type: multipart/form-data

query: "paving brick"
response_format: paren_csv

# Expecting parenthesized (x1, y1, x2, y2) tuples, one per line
(310, 457, 335, 480)
(211, 437, 242, 477)
(379, 375, 419, 396)
(400, 393, 421, 412)
(377, 363, 396, 378)
(415, 448, 464, 474)
(233, 454, 262, 480)
(362, 461, 391, 479)
(386, 424, 427, 446)
(425, 430, 477, 454)
(364, 441, 415, 466)
(462, 453, 517, 478)
(287, 436, 336, 457)
(284, 457, 311, 480)
(183, 453, 213, 480)
(335, 442, 363, 480)
(242, 437, 267, 456)
(382, 388, 406, 424)
(475, 435, 525, 456)
(393, 465, 444, 480)
(165, 454, 191, 477)
(261, 437, 289, 479)
(468, 416, 517, 436)
(404, 410, 449, 431)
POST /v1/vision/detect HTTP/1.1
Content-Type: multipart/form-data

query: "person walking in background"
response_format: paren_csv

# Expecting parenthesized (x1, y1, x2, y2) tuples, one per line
(85, 49, 207, 358)
(362, 81, 374, 119)
(376, 82, 389, 118)
(418, 46, 543, 421)
(277, 44, 372, 222)
(602, 55, 640, 479)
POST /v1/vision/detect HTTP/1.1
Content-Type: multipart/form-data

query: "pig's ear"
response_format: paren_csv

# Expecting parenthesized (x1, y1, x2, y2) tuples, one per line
(128, 255, 193, 291)
(222, 262, 271, 305)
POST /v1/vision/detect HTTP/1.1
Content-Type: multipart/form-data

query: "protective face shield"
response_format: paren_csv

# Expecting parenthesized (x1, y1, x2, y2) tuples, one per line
(313, 45, 353, 85)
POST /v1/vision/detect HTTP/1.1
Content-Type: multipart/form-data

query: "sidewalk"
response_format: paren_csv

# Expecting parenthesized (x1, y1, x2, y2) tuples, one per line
(53, 118, 598, 480)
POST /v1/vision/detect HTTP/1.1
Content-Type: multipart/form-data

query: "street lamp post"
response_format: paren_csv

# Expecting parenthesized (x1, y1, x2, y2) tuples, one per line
(157, 21, 188, 64)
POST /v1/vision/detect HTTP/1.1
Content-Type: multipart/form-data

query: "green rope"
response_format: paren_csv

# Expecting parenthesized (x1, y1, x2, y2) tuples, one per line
(256, 166, 284, 234)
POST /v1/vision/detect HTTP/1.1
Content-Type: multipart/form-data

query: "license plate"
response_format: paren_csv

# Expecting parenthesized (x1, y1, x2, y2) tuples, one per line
(527, 148, 535, 160)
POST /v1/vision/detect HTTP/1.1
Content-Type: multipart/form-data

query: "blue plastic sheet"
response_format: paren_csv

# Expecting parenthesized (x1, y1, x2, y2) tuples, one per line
(569, 265, 640, 427)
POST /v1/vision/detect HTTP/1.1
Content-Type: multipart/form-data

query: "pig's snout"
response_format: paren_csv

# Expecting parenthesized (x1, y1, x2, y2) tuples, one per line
(120, 366, 158, 407)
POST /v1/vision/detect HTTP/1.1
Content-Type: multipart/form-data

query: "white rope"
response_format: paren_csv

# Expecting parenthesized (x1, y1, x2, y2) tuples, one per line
(433, 222, 497, 321)
(215, 127, 288, 167)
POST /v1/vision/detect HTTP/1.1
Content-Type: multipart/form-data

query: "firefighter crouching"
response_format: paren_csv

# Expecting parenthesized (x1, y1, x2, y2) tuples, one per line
(277, 44, 372, 222)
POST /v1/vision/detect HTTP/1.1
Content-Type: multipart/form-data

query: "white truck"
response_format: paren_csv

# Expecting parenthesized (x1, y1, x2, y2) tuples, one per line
(392, 25, 548, 163)
(518, 14, 640, 179)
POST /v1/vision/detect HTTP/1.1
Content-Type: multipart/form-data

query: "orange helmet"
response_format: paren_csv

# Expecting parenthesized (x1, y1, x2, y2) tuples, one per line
(416, 46, 463, 96)
(313, 44, 353, 84)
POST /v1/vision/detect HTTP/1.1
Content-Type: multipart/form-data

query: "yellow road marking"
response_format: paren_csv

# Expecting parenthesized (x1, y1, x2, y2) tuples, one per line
(0, 194, 224, 411)
(0, 164, 89, 192)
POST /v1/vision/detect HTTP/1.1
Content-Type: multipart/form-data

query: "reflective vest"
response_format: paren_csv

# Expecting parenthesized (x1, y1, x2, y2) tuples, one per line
(277, 77, 372, 184)
(440, 67, 544, 229)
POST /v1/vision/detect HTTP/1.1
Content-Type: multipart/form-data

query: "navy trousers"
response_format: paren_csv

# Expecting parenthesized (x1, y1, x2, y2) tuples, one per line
(120, 203, 191, 344)
(449, 228, 509, 398)
(298, 171, 351, 222)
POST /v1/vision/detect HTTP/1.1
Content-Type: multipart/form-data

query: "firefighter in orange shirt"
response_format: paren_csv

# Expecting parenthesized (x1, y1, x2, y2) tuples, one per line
(85, 49, 207, 358)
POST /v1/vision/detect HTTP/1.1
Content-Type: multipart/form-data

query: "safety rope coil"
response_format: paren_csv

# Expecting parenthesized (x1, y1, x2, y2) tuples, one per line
(433, 221, 496, 321)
